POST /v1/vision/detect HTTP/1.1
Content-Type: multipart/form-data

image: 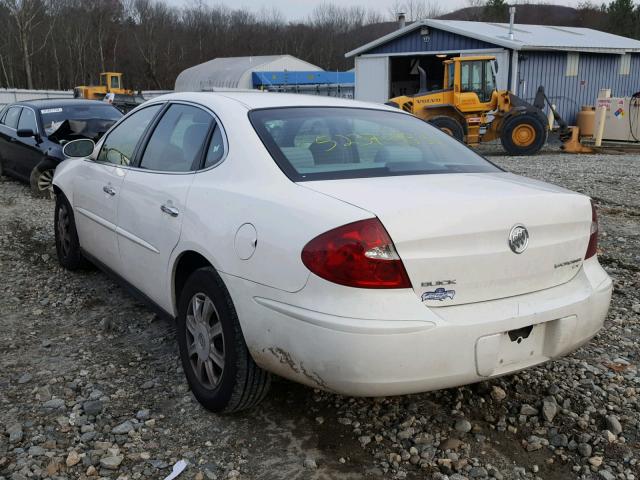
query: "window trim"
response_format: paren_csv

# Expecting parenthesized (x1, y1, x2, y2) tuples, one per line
(128, 100, 229, 175)
(17, 106, 40, 134)
(134, 102, 214, 173)
(94, 102, 166, 167)
(619, 53, 631, 75)
(91, 100, 230, 175)
(566, 52, 579, 77)
(2, 106, 23, 130)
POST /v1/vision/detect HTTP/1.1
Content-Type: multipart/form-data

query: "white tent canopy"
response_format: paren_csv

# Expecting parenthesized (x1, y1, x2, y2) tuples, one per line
(175, 55, 323, 91)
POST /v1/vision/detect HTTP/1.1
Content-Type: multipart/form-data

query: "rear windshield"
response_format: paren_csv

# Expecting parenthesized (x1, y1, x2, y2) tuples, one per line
(40, 104, 122, 136)
(249, 107, 500, 181)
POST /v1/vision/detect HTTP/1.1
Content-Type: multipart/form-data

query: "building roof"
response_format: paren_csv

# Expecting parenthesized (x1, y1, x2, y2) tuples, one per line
(346, 19, 640, 57)
(175, 55, 323, 91)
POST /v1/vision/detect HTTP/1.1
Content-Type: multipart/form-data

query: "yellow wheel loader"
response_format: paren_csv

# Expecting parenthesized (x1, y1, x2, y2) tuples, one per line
(387, 56, 581, 155)
(74, 72, 145, 113)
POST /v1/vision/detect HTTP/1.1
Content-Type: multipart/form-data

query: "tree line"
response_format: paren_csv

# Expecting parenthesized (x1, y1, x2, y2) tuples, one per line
(0, 0, 637, 92)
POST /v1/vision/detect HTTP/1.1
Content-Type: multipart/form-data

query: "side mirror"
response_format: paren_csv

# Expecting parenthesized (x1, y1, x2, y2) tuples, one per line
(63, 138, 95, 158)
(17, 128, 35, 138)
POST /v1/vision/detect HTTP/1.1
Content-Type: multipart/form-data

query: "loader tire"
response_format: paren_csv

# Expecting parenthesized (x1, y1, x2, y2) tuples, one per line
(500, 114, 547, 156)
(428, 116, 464, 142)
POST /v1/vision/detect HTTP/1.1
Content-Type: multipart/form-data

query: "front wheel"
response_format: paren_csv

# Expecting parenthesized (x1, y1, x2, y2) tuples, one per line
(428, 116, 465, 142)
(55, 194, 89, 270)
(500, 114, 547, 156)
(176, 267, 271, 413)
(30, 165, 55, 198)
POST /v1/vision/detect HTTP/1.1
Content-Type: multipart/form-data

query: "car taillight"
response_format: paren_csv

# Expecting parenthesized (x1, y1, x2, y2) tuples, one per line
(301, 218, 411, 289)
(585, 200, 598, 259)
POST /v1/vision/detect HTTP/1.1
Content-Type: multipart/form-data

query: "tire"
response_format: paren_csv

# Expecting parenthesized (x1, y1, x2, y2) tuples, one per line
(428, 116, 465, 142)
(500, 114, 547, 156)
(30, 165, 55, 198)
(176, 267, 271, 413)
(55, 193, 89, 270)
(0, 157, 4, 177)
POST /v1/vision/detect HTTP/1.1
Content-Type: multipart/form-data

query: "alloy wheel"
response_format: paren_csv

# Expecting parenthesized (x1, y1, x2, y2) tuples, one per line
(37, 169, 54, 192)
(185, 293, 225, 390)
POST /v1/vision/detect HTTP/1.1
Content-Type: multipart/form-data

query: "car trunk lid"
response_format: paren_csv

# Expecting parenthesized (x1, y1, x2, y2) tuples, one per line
(302, 172, 592, 307)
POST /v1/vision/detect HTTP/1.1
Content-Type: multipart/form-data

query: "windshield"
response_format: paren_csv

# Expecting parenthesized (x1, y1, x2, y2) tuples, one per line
(249, 107, 500, 181)
(41, 104, 122, 139)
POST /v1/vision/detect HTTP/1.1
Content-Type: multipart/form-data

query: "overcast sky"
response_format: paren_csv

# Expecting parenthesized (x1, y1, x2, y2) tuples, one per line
(165, 0, 583, 21)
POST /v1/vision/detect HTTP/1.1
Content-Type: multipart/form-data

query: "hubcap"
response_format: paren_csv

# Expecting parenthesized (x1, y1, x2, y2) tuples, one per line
(185, 293, 225, 390)
(512, 124, 535, 147)
(37, 169, 54, 192)
(57, 204, 72, 257)
(440, 127, 454, 137)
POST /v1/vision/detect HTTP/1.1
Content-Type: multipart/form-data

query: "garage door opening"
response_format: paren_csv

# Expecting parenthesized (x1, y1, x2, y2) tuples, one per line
(389, 55, 452, 98)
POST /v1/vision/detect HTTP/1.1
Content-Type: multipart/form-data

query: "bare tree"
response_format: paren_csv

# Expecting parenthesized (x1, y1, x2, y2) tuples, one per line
(0, 0, 626, 91)
(1, 0, 48, 88)
(387, 0, 444, 21)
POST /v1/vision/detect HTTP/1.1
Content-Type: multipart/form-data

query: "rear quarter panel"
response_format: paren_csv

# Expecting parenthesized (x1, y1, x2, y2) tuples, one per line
(177, 120, 372, 294)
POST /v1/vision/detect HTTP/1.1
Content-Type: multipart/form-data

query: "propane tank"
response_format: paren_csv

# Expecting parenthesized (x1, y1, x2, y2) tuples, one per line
(577, 105, 596, 138)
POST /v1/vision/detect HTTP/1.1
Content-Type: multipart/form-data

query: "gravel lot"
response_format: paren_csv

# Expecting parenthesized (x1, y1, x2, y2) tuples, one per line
(1, 151, 638, 480)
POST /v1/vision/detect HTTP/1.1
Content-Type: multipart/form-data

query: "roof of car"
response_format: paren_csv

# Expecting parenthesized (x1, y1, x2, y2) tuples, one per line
(13, 98, 116, 110)
(148, 91, 396, 112)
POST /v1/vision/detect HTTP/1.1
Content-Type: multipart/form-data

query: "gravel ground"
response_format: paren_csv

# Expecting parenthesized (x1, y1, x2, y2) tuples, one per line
(0, 152, 638, 480)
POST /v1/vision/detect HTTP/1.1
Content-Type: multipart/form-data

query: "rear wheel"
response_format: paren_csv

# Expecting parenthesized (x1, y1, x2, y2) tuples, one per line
(428, 116, 464, 142)
(500, 114, 547, 156)
(30, 165, 55, 198)
(176, 267, 271, 412)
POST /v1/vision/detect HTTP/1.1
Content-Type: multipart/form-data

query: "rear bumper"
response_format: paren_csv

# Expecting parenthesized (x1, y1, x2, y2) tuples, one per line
(223, 257, 612, 397)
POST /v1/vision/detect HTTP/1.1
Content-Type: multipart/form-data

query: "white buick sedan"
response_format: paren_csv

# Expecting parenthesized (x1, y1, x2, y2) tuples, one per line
(54, 92, 612, 412)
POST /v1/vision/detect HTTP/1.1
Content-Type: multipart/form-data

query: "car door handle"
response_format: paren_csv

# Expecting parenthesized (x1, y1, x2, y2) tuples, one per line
(160, 204, 179, 217)
(103, 185, 116, 196)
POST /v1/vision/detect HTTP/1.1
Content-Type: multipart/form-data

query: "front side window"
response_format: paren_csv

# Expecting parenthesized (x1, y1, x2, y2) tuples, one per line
(250, 107, 500, 181)
(17, 108, 38, 132)
(97, 104, 162, 165)
(111, 76, 120, 89)
(447, 63, 455, 90)
(139, 104, 212, 172)
(3, 107, 22, 129)
(460, 61, 483, 95)
(460, 60, 493, 102)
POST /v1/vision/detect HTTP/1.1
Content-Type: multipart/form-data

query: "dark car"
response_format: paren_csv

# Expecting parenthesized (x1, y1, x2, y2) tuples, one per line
(0, 99, 122, 195)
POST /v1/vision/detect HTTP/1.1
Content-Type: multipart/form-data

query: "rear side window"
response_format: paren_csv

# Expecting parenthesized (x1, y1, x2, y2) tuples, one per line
(98, 104, 162, 165)
(18, 108, 38, 132)
(203, 126, 225, 168)
(249, 107, 500, 181)
(3, 107, 22, 129)
(139, 104, 213, 172)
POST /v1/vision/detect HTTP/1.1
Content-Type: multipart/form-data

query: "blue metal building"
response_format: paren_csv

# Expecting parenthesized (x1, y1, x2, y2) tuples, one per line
(346, 19, 640, 123)
(252, 71, 355, 98)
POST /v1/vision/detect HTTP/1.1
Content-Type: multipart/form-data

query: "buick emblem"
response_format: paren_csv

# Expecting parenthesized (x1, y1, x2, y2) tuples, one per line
(508, 225, 529, 254)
